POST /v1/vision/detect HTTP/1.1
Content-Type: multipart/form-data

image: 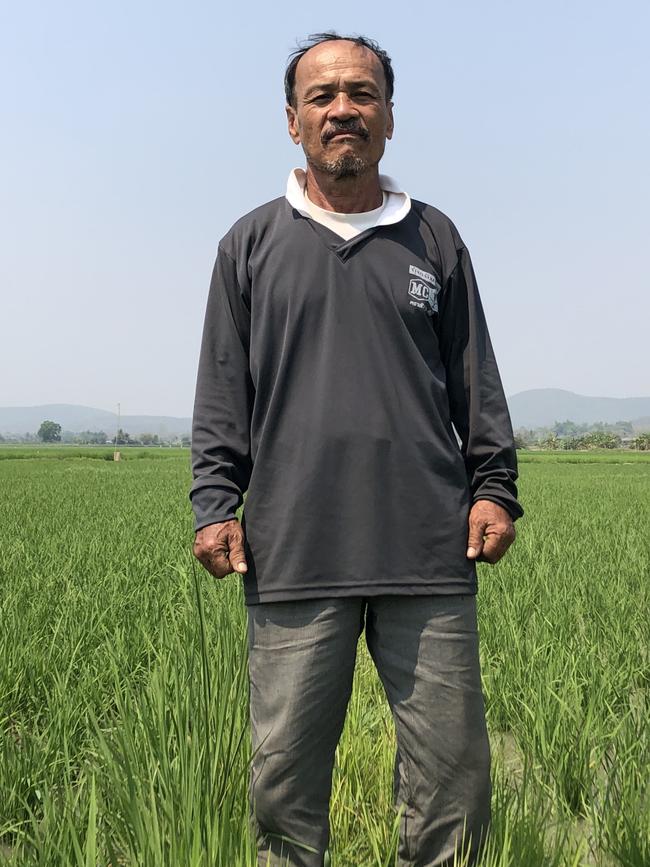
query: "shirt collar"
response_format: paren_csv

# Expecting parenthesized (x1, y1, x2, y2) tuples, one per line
(286, 167, 411, 227)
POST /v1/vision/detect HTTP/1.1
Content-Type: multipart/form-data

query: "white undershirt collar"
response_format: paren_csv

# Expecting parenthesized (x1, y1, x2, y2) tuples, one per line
(286, 167, 411, 238)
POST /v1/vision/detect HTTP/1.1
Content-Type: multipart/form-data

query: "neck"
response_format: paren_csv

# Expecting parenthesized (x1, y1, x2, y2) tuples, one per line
(304, 164, 383, 213)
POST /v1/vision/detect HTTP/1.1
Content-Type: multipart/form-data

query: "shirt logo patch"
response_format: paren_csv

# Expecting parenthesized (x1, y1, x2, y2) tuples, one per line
(408, 265, 439, 315)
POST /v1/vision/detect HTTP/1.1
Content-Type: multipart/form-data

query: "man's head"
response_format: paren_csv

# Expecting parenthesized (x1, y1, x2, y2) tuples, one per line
(285, 33, 395, 180)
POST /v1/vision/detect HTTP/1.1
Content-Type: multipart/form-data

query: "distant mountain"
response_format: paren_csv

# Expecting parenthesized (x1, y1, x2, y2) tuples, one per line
(0, 404, 191, 437)
(508, 389, 650, 430)
(3, 393, 650, 438)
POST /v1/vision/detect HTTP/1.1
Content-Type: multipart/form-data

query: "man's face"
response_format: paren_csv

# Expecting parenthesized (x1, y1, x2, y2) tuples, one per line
(286, 40, 394, 179)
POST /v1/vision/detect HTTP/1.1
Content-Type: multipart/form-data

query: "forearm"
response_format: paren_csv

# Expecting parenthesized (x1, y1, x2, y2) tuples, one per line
(190, 246, 254, 530)
(440, 247, 523, 521)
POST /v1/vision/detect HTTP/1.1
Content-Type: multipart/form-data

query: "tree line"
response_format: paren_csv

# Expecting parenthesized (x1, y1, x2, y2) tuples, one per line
(0, 421, 190, 448)
(514, 419, 650, 451)
(2, 417, 649, 451)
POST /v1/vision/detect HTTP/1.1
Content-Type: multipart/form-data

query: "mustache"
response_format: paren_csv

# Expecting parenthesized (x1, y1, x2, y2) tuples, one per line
(322, 120, 370, 143)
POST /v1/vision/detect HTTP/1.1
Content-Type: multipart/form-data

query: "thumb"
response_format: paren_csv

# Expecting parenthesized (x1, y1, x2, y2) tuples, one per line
(466, 522, 486, 560)
(228, 541, 248, 574)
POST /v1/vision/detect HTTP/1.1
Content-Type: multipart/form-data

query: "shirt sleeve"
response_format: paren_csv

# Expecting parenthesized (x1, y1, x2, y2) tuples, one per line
(189, 245, 254, 531)
(437, 244, 524, 520)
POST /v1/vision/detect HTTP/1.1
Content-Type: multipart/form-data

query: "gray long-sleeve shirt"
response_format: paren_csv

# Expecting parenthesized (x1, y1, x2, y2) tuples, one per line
(190, 196, 522, 604)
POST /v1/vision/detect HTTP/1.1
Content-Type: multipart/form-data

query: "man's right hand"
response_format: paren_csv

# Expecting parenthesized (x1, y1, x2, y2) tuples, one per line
(193, 520, 248, 580)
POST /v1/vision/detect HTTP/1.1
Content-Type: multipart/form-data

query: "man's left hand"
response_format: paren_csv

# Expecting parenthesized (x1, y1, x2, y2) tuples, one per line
(466, 500, 516, 564)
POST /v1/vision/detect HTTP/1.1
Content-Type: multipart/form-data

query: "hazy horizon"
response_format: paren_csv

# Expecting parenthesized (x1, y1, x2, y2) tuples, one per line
(2, 0, 649, 417)
(4, 384, 650, 421)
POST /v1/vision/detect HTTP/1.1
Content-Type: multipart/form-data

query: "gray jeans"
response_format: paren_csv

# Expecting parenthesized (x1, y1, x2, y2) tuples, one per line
(247, 596, 491, 867)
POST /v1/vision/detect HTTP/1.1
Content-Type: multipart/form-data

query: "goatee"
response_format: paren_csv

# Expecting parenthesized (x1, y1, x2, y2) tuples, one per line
(312, 154, 368, 179)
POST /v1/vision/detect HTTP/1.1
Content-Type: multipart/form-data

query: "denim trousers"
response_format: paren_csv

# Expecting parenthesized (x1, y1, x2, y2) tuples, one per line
(247, 595, 491, 867)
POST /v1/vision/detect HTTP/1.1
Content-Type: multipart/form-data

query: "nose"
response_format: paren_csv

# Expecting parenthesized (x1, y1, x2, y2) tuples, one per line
(328, 91, 357, 121)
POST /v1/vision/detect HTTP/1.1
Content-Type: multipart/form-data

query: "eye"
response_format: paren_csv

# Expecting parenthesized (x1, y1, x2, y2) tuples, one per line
(310, 93, 331, 104)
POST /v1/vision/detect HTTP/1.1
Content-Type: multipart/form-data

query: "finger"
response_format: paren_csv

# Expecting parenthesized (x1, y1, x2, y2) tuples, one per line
(480, 526, 515, 564)
(210, 548, 234, 576)
(219, 523, 248, 573)
(194, 541, 231, 579)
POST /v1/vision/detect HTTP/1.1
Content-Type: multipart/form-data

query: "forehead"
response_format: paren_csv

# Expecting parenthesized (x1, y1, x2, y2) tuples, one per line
(294, 40, 385, 93)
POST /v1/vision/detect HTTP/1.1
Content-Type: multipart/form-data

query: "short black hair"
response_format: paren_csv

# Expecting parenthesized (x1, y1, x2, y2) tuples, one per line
(284, 32, 394, 107)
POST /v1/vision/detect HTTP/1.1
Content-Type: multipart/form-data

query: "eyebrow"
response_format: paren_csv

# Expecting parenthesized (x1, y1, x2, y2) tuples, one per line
(303, 79, 381, 97)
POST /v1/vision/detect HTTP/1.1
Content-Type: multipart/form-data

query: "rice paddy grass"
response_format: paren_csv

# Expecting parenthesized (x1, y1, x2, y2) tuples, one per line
(1, 448, 648, 865)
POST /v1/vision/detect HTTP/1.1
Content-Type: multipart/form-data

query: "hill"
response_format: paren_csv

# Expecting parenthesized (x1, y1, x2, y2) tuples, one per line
(508, 389, 650, 430)
(3, 392, 650, 438)
(0, 404, 191, 437)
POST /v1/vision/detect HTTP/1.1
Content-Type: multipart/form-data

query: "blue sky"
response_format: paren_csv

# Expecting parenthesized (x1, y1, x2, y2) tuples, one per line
(2, 0, 648, 417)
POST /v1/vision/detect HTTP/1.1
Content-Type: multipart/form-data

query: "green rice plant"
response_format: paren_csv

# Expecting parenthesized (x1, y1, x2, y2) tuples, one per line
(592, 698, 650, 867)
(1, 450, 648, 865)
(0, 446, 187, 461)
(329, 643, 399, 865)
(477, 760, 576, 867)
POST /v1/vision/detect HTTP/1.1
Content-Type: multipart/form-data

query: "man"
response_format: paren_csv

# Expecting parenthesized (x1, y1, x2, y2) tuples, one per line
(191, 32, 523, 867)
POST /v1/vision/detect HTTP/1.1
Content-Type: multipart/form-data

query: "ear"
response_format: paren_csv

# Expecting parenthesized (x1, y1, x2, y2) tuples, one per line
(286, 104, 301, 145)
(385, 100, 394, 141)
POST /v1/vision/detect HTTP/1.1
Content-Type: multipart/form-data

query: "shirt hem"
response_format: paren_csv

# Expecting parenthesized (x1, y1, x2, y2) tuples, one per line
(244, 579, 477, 605)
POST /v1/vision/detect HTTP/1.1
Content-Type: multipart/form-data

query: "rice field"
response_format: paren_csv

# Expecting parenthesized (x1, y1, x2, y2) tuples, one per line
(0, 448, 648, 865)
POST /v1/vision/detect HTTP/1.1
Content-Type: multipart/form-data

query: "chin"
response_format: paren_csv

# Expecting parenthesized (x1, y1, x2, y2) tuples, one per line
(326, 154, 368, 178)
